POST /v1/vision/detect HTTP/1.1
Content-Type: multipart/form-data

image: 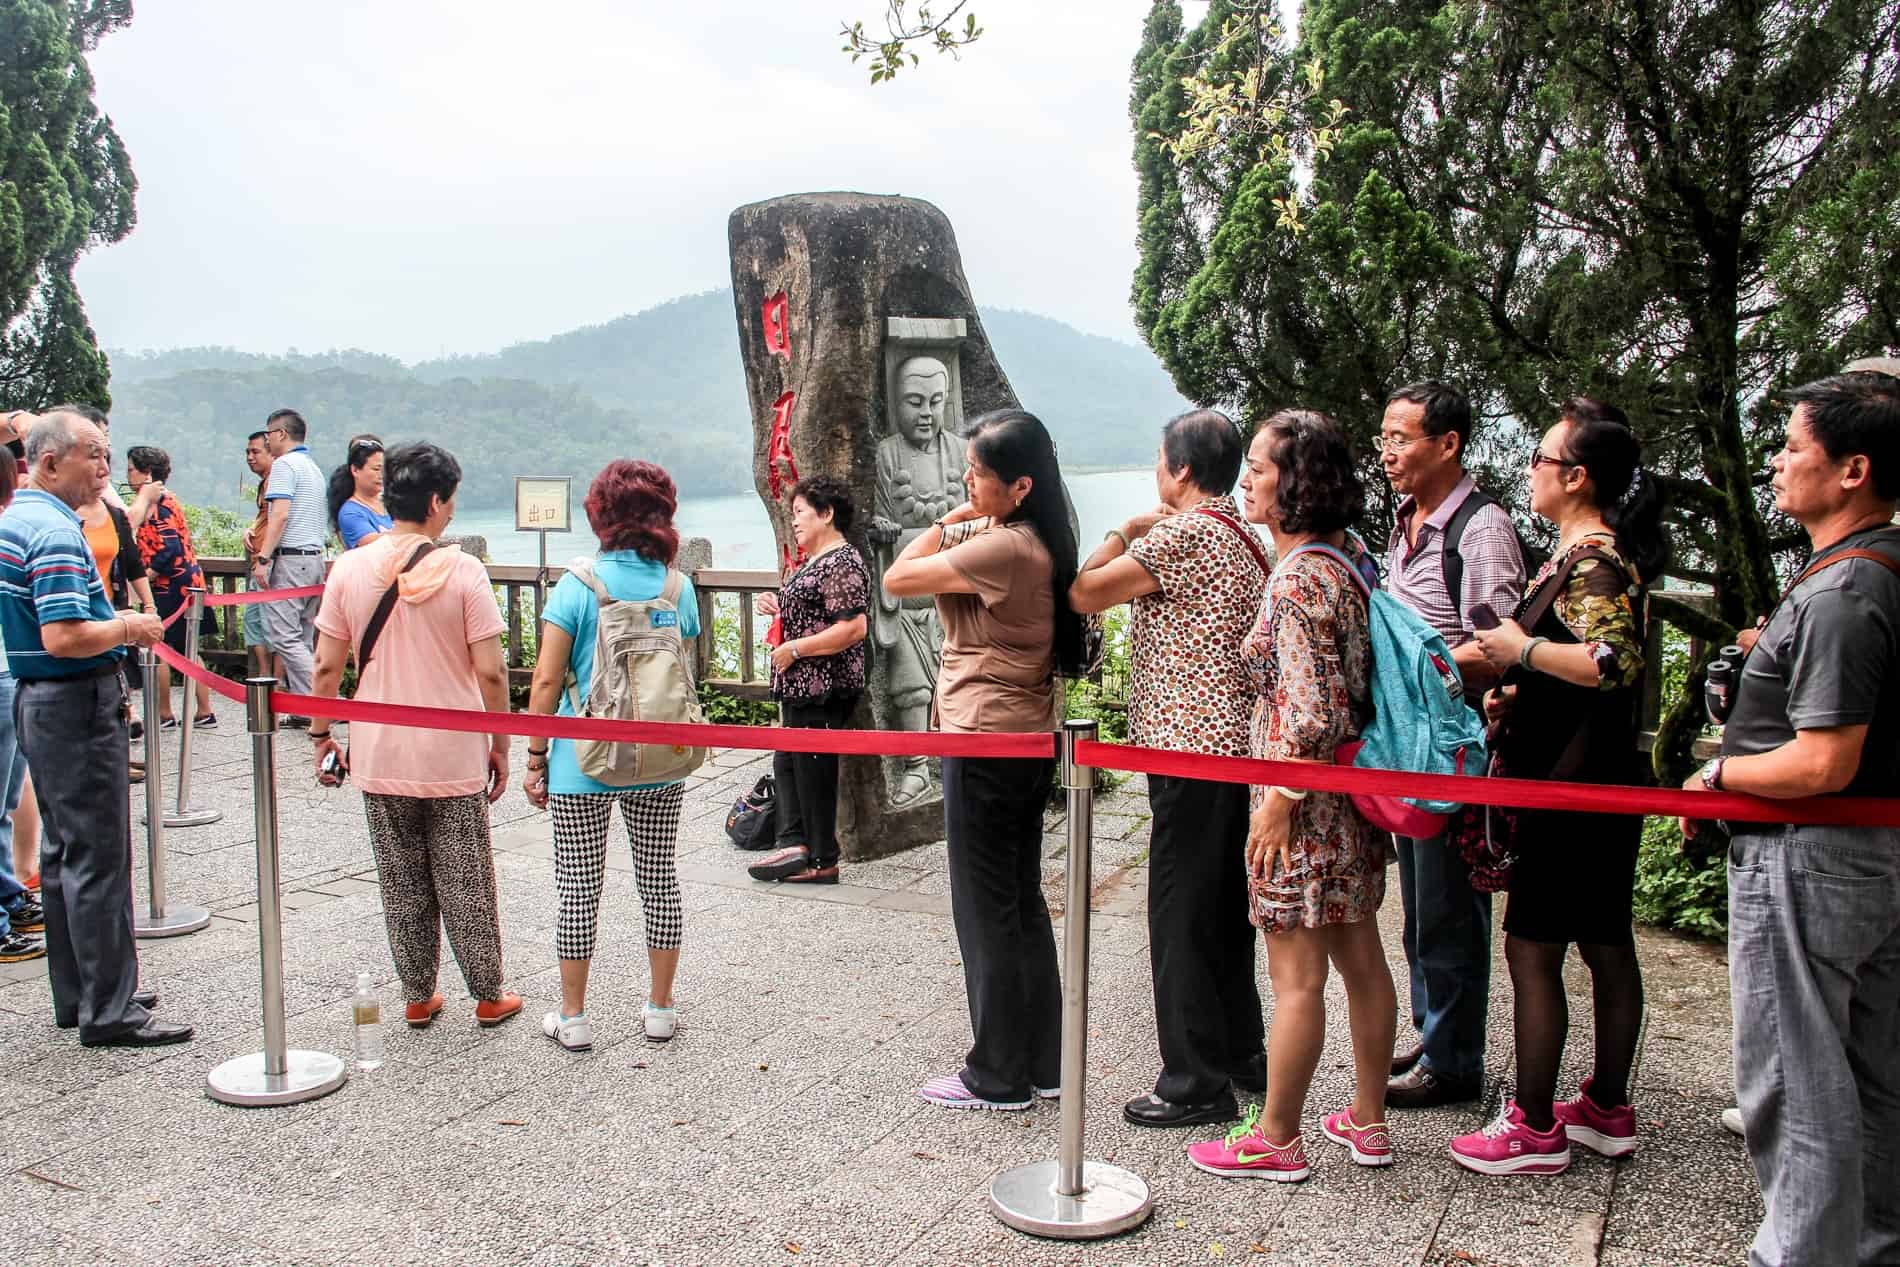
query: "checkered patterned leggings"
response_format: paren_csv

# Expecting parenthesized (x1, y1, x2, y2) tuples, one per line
(549, 783, 687, 959)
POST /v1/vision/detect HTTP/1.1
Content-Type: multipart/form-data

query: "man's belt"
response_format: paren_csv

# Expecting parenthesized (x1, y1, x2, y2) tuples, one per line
(272, 546, 322, 557)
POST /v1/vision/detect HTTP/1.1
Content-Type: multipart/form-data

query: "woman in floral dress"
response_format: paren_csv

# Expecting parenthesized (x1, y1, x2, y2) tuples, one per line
(1188, 409, 1399, 1183)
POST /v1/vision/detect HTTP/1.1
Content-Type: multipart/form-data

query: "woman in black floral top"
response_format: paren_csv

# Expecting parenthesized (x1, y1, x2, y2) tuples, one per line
(749, 477, 870, 885)
(1456, 398, 1670, 1179)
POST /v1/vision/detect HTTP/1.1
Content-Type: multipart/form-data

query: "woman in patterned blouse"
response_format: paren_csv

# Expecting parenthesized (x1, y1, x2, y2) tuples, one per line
(1188, 410, 1400, 1183)
(125, 446, 217, 729)
(748, 477, 871, 885)
(1455, 399, 1668, 1178)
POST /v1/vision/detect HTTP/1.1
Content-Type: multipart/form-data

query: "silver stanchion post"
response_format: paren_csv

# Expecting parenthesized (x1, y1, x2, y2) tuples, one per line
(206, 677, 347, 1107)
(165, 586, 222, 828)
(134, 645, 209, 938)
(990, 719, 1155, 1239)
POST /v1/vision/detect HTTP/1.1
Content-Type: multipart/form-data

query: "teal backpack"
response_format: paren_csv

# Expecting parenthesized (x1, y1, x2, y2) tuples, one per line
(1281, 542, 1488, 835)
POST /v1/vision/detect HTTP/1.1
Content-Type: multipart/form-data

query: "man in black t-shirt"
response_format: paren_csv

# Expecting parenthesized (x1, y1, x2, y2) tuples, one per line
(1682, 371, 1900, 1267)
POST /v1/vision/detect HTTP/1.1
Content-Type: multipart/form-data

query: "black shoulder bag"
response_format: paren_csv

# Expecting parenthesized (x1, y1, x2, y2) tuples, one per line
(357, 542, 436, 671)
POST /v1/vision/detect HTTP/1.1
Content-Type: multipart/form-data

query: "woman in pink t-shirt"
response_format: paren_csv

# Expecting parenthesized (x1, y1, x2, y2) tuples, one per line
(308, 442, 522, 1031)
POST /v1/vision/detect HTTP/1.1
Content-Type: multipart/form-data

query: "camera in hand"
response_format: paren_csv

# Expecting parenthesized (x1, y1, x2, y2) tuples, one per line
(319, 748, 347, 786)
(1703, 644, 1745, 724)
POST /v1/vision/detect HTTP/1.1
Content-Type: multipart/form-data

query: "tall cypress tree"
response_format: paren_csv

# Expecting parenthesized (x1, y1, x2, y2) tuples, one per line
(0, 0, 136, 409)
(1132, 0, 1900, 778)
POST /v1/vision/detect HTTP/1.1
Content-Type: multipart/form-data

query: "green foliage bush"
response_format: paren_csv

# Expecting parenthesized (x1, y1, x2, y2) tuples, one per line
(1633, 816, 1728, 939)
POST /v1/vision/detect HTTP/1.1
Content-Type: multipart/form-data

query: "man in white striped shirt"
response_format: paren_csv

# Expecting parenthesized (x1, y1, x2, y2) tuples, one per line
(253, 409, 327, 699)
(1379, 381, 1527, 1109)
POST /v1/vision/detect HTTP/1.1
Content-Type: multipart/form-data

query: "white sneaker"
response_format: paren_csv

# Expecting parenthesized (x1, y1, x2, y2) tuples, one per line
(1034, 1086, 1060, 1100)
(1720, 1107, 1744, 1138)
(541, 1010, 593, 1051)
(642, 1001, 677, 1041)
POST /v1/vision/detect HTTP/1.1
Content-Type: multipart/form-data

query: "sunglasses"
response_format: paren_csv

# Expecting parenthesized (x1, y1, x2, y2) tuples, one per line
(1529, 450, 1574, 471)
(350, 440, 383, 457)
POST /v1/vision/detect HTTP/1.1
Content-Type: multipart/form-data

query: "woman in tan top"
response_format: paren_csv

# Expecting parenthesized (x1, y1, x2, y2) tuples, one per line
(883, 409, 1089, 1111)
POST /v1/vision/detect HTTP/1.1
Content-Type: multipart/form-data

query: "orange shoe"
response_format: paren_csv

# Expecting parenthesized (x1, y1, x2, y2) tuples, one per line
(475, 992, 523, 1027)
(404, 992, 445, 1028)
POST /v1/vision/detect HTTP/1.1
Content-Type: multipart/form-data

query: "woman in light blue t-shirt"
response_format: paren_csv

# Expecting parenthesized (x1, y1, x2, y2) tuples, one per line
(521, 459, 699, 1052)
(328, 436, 392, 550)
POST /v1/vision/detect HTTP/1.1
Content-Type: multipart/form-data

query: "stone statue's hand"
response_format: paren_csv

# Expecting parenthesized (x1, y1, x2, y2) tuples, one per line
(869, 517, 901, 546)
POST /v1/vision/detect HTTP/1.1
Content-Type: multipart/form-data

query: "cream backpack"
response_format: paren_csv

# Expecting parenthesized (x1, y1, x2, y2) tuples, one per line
(561, 559, 708, 786)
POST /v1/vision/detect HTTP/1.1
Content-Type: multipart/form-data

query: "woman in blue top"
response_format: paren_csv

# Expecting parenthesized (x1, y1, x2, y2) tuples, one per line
(522, 459, 699, 1052)
(328, 435, 392, 549)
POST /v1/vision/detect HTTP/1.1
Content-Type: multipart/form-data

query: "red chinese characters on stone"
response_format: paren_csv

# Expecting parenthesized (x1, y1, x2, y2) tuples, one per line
(762, 291, 790, 360)
(767, 390, 800, 501)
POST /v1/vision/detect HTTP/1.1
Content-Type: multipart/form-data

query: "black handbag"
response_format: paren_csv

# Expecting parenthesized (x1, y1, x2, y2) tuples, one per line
(725, 774, 777, 850)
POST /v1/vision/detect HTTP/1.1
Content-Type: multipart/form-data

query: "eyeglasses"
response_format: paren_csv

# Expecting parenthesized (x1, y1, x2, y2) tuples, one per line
(1376, 433, 1437, 455)
(1529, 450, 1573, 471)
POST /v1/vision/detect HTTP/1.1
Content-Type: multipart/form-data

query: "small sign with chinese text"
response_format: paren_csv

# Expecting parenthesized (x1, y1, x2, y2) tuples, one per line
(514, 477, 573, 533)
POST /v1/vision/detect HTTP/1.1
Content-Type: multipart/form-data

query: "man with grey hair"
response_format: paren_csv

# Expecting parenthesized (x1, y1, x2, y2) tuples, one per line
(0, 409, 191, 1047)
(252, 408, 327, 701)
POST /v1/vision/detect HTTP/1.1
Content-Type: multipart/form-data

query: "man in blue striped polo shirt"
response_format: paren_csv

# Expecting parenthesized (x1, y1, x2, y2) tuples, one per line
(0, 409, 192, 1047)
(252, 408, 328, 698)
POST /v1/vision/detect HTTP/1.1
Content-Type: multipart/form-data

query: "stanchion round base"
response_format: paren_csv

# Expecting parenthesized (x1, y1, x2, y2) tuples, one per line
(206, 1049, 348, 1107)
(134, 904, 211, 938)
(990, 1159, 1155, 1240)
(163, 807, 224, 828)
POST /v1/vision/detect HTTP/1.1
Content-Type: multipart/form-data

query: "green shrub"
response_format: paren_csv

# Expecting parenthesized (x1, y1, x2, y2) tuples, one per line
(697, 682, 778, 726)
(1632, 815, 1727, 938)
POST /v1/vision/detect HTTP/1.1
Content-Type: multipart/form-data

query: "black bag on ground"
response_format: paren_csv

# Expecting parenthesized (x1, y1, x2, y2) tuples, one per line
(725, 774, 777, 850)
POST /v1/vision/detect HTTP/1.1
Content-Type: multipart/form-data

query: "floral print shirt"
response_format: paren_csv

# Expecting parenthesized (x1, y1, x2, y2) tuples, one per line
(1525, 533, 1644, 690)
(771, 544, 871, 704)
(132, 490, 204, 600)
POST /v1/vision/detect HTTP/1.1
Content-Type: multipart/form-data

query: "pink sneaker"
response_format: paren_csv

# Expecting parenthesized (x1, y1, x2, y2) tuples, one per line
(1449, 1101, 1571, 1175)
(1186, 1105, 1310, 1182)
(1554, 1077, 1638, 1157)
(1321, 1108, 1394, 1166)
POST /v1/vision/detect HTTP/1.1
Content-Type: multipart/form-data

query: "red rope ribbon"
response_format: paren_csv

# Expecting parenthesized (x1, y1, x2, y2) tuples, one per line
(203, 585, 326, 606)
(1075, 739, 1900, 829)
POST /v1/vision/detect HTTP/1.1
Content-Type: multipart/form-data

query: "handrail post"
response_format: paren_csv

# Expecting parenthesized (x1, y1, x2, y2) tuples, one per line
(135, 645, 209, 938)
(166, 586, 222, 828)
(990, 719, 1155, 1239)
(206, 678, 347, 1107)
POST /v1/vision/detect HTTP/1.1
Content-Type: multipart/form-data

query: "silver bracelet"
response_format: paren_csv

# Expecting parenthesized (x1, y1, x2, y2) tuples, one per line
(1519, 636, 1550, 671)
(788, 641, 801, 661)
(1269, 785, 1309, 802)
(1105, 528, 1130, 552)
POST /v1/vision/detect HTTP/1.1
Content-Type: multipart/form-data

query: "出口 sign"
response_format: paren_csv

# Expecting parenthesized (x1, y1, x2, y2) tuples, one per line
(514, 477, 573, 533)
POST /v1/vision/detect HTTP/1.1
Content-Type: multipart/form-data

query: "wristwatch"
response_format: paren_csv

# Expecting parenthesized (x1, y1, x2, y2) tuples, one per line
(1699, 757, 1726, 791)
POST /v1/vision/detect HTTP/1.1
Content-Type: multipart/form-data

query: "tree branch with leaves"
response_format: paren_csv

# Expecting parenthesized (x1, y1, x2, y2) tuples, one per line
(839, 0, 982, 84)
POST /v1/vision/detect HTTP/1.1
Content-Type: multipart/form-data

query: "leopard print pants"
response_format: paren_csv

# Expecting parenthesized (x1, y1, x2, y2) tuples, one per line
(362, 791, 505, 1003)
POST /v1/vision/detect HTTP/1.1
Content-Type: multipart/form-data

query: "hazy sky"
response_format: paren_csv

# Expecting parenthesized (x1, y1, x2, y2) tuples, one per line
(76, 1, 1219, 363)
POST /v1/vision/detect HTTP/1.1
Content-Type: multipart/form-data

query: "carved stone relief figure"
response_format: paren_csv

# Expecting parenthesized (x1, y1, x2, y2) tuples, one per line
(867, 353, 967, 806)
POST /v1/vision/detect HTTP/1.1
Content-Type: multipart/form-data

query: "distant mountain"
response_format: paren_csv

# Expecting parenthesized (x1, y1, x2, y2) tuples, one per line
(105, 291, 1190, 511)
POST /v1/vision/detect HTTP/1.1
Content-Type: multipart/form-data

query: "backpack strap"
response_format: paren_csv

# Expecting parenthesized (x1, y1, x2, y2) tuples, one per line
(565, 556, 611, 604)
(357, 542, 435, 672)
(1195, 506, 1272, 577)
(1283, 541, 1374, 604)
(1438, 486, 1496, 615)
(658, 567, 684, 608)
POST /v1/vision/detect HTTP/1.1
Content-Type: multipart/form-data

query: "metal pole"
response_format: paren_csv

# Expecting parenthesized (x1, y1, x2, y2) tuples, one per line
(990, 719, 1154, 1239)
(135, 646, 208, 938)
(535, 529, 548, 626)
(206, 678, 347, 1107)
(166, 586, 222, 828)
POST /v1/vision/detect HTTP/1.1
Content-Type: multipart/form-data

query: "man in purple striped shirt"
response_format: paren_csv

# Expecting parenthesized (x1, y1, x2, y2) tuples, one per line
(1379, 381, 1526, 1108)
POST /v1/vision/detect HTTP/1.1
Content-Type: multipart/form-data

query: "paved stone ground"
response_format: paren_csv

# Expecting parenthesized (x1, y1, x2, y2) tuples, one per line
(0, 718, 1760, 1267)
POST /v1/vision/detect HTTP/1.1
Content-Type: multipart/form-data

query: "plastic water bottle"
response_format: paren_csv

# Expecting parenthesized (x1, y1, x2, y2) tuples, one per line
(351, 972, 384, 1071)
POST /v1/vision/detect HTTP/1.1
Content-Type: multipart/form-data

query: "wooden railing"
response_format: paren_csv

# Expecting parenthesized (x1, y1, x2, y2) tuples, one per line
(199, 557, 782, 696)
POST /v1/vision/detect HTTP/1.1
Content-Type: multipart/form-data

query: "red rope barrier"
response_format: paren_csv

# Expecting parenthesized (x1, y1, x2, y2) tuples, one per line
(1074, 739, 1900, 829)
(154, 582, 1900, 826)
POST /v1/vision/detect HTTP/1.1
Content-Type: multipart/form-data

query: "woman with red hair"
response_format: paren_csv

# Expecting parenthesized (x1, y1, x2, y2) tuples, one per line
(522, 460, 701, 1052)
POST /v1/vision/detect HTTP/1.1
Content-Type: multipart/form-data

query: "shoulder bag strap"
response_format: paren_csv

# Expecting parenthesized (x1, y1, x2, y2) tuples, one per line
(357, 542, 435, 672)
(1742, 536, 1900, 661)
(1514, 544, 1617, 640)
(1438, 487, 1495, 612)
(1194, 506, 1272, 577)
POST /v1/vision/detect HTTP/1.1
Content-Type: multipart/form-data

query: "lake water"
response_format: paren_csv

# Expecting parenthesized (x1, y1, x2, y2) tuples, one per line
(452, 468, 1164, 570)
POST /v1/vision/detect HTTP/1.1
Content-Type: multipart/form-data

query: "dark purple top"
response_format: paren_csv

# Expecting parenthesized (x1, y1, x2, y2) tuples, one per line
(771, 544, 870, 704)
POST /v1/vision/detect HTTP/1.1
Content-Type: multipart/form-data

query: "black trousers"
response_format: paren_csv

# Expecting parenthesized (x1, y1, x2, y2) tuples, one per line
(16, 672, 149, 1041)
(772, 694, 857, 868)
(1147, 774, 1264, 1103)
(942, 755, 1061, 1101)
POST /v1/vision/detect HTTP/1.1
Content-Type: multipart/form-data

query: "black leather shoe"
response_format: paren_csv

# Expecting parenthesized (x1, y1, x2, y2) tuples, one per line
(81, 1019, 194, 1048)
(1123, 1089, 1239, 1128)
(1391, 1040, 1425, 1076)
(1386, 1062, 1482, 1108)
(132, 987, 159, 1010)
